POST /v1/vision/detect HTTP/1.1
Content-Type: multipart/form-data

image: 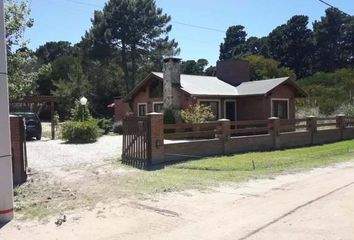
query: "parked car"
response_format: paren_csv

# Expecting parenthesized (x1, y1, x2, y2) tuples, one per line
(11, 112, 42, 140)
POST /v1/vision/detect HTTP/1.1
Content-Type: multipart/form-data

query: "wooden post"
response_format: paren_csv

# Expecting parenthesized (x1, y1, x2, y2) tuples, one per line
(218, 119, 231, 154)
(306, 116, 317, 145)
(51, 101, 55, 140)
(147, 113, 165, 165)
(268, 117, 280, 149)
(336, 114, 345, 139)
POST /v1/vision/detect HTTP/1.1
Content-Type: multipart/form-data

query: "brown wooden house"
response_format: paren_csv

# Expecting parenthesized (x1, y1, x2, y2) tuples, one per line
(114, 57, 307, 122)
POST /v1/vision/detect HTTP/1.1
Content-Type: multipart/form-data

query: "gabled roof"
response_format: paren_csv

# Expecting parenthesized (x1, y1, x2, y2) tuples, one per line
(236, 77, 289, 96)
(125, 72, 307, 100)
(152, 72, 238, 96)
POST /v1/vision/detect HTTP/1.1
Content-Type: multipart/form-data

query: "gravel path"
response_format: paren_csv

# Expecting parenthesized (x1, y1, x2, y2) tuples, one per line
(26, 135, 122, 169)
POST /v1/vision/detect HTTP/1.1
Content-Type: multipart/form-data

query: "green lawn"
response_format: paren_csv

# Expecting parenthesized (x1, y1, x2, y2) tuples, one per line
(124, 139, 354, 193)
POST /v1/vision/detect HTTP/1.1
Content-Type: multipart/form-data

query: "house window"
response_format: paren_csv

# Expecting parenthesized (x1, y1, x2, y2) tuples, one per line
(137, 103, 147, 117)
(199, 100, 220, 121)
(272, 99, 289, 119)
(153, 102, 163, 113)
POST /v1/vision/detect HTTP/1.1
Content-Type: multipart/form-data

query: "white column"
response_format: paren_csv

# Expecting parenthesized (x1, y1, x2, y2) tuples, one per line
(0, 0, 14, 223)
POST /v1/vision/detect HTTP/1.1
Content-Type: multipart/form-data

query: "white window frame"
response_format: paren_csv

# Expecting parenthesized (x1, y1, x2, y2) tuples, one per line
(137, 102, 147, 117)
(152, 101, 164, 113)
(224, 99, 237, 120)
(271, 98, 289, 120)
(197, 99, 221, 120)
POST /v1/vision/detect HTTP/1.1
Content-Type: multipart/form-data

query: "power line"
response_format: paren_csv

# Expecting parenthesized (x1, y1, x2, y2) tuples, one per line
(171, 21, 225, 33)
(61, 0, 102, 8)
(317, 0, 350, 16)
(59, 0, 226, 34)
(318, 0, 336, 8)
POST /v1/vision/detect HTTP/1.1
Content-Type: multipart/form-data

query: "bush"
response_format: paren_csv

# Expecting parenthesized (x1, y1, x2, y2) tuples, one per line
(97, 118, 112, 134)
(181, 104, 214, 123)
(71, 100, 91, 121)
(61, 120, 99, 143)
(338, 102, 354, 117)
(164, 108, 176, 124)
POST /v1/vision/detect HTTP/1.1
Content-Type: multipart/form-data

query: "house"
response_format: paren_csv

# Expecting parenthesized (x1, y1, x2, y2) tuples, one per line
(115, 57, 307, 122)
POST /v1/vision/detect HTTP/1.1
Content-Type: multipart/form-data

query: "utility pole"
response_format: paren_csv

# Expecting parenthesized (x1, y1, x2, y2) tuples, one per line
(0, 0, 14, 223)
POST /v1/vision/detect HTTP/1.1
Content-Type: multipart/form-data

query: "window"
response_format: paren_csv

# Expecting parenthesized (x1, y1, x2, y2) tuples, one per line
(272, 99, 289, 119)
(137, 103, 147, 117)
(153, 102, 163, 113)
(199, 100, 220, 121)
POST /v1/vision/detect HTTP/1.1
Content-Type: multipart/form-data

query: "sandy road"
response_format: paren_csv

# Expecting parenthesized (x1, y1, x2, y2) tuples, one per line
(1, 161, 354, 240)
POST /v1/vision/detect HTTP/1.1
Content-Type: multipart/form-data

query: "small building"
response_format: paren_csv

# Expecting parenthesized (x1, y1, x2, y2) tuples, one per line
(115, 57, 307, 122)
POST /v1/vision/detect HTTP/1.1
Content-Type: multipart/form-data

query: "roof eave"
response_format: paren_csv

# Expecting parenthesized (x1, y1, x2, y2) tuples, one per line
(124, 72, 163, 102)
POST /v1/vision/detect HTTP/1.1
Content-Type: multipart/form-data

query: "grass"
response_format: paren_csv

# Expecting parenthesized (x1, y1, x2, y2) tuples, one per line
(15, 139, 354, 220)
(124, 139, 354, 193)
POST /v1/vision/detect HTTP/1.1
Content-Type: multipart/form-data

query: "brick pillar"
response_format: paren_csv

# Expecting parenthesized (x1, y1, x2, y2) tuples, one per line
(306, 116, 317, 145)
(336, 114, 345, 139)
(10, 116, 27, 185)
(268, 117, 280, 149)
(147, 113, 165, 165)
(218, 119, 231, 154)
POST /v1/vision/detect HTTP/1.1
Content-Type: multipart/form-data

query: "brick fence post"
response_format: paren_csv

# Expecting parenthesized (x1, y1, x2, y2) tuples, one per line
(306, 116, 317, 145)
(336, 114, 345, 139)
(147, 112, 165, 165)
(268, 117, 280, 149)
(218, 119, 231, 154)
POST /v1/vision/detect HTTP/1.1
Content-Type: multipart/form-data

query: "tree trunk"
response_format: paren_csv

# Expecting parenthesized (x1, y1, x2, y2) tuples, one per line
(121, 41, 130, 92)
(130, 44, 137, 90)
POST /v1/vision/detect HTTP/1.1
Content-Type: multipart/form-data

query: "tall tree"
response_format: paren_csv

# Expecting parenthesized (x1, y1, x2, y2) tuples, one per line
(52, 57, 90, 119)
(181, 58, 208, 75)
(5, 0, 41, 101)
(313, 8, 352, 72)
(268, 15, 314, 78)
(244, 36, 269, 57)
(243, 55, 296, 81)
(35, 41, 76, 64)
(219, 25, 247, 60)
(83, 0, 178, 92)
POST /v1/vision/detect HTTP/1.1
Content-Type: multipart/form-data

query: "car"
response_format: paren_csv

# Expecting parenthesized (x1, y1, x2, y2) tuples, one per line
(11, 112, 42, 140)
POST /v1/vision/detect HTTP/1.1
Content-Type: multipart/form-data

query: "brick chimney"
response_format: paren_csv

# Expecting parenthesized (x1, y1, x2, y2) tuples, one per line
(216, 59, 250, 86)
(163, 56, 181, 110)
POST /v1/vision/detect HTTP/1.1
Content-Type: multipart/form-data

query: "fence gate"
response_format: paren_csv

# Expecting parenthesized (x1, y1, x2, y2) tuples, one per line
(122, 116, 151, 168)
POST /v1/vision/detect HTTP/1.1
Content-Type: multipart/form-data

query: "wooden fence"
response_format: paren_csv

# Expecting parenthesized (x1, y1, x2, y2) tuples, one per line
(164, 116, 347, 140)
(122, 113, 354, 168)
(122, 116, 151, 168)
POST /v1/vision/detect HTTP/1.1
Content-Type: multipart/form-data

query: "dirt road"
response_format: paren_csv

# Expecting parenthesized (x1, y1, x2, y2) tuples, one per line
(1, 161, 354, 240)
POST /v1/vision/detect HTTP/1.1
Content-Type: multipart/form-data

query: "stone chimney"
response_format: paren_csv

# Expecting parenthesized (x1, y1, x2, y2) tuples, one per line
(216, 59, 250, 86)
(163, 56, 181, 110)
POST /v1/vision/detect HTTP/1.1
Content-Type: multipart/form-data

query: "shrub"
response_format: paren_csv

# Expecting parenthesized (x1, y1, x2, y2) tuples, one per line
(181, 104, 214, 123)
(97, 118, 112, 134)
(164, 108, 176, 124)
(71, 100, 91, 121)
(61, 120, 99, 143)
(338, 102, 354, 117)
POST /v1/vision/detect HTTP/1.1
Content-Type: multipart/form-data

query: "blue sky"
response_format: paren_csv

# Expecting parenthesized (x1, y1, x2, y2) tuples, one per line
(26, 0, 354, 65)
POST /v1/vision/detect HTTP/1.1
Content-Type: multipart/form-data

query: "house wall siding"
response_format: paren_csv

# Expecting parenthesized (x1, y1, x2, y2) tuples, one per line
(266, 84, 296, 119)
(120, 79, 299, 121)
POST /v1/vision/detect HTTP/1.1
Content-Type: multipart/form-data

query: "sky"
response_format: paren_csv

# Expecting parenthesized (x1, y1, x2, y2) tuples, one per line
(26, 0, 354, 66)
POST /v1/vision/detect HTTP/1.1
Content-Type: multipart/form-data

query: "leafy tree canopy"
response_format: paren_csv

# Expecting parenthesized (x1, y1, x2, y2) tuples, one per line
(181, 58, 209, 75)
(243, 55, 296, 81)
(268, 15, 314, 78)
(83, 0, 178, 92)
(35, 41, 77, 64)
(219, 25, 247, 60)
